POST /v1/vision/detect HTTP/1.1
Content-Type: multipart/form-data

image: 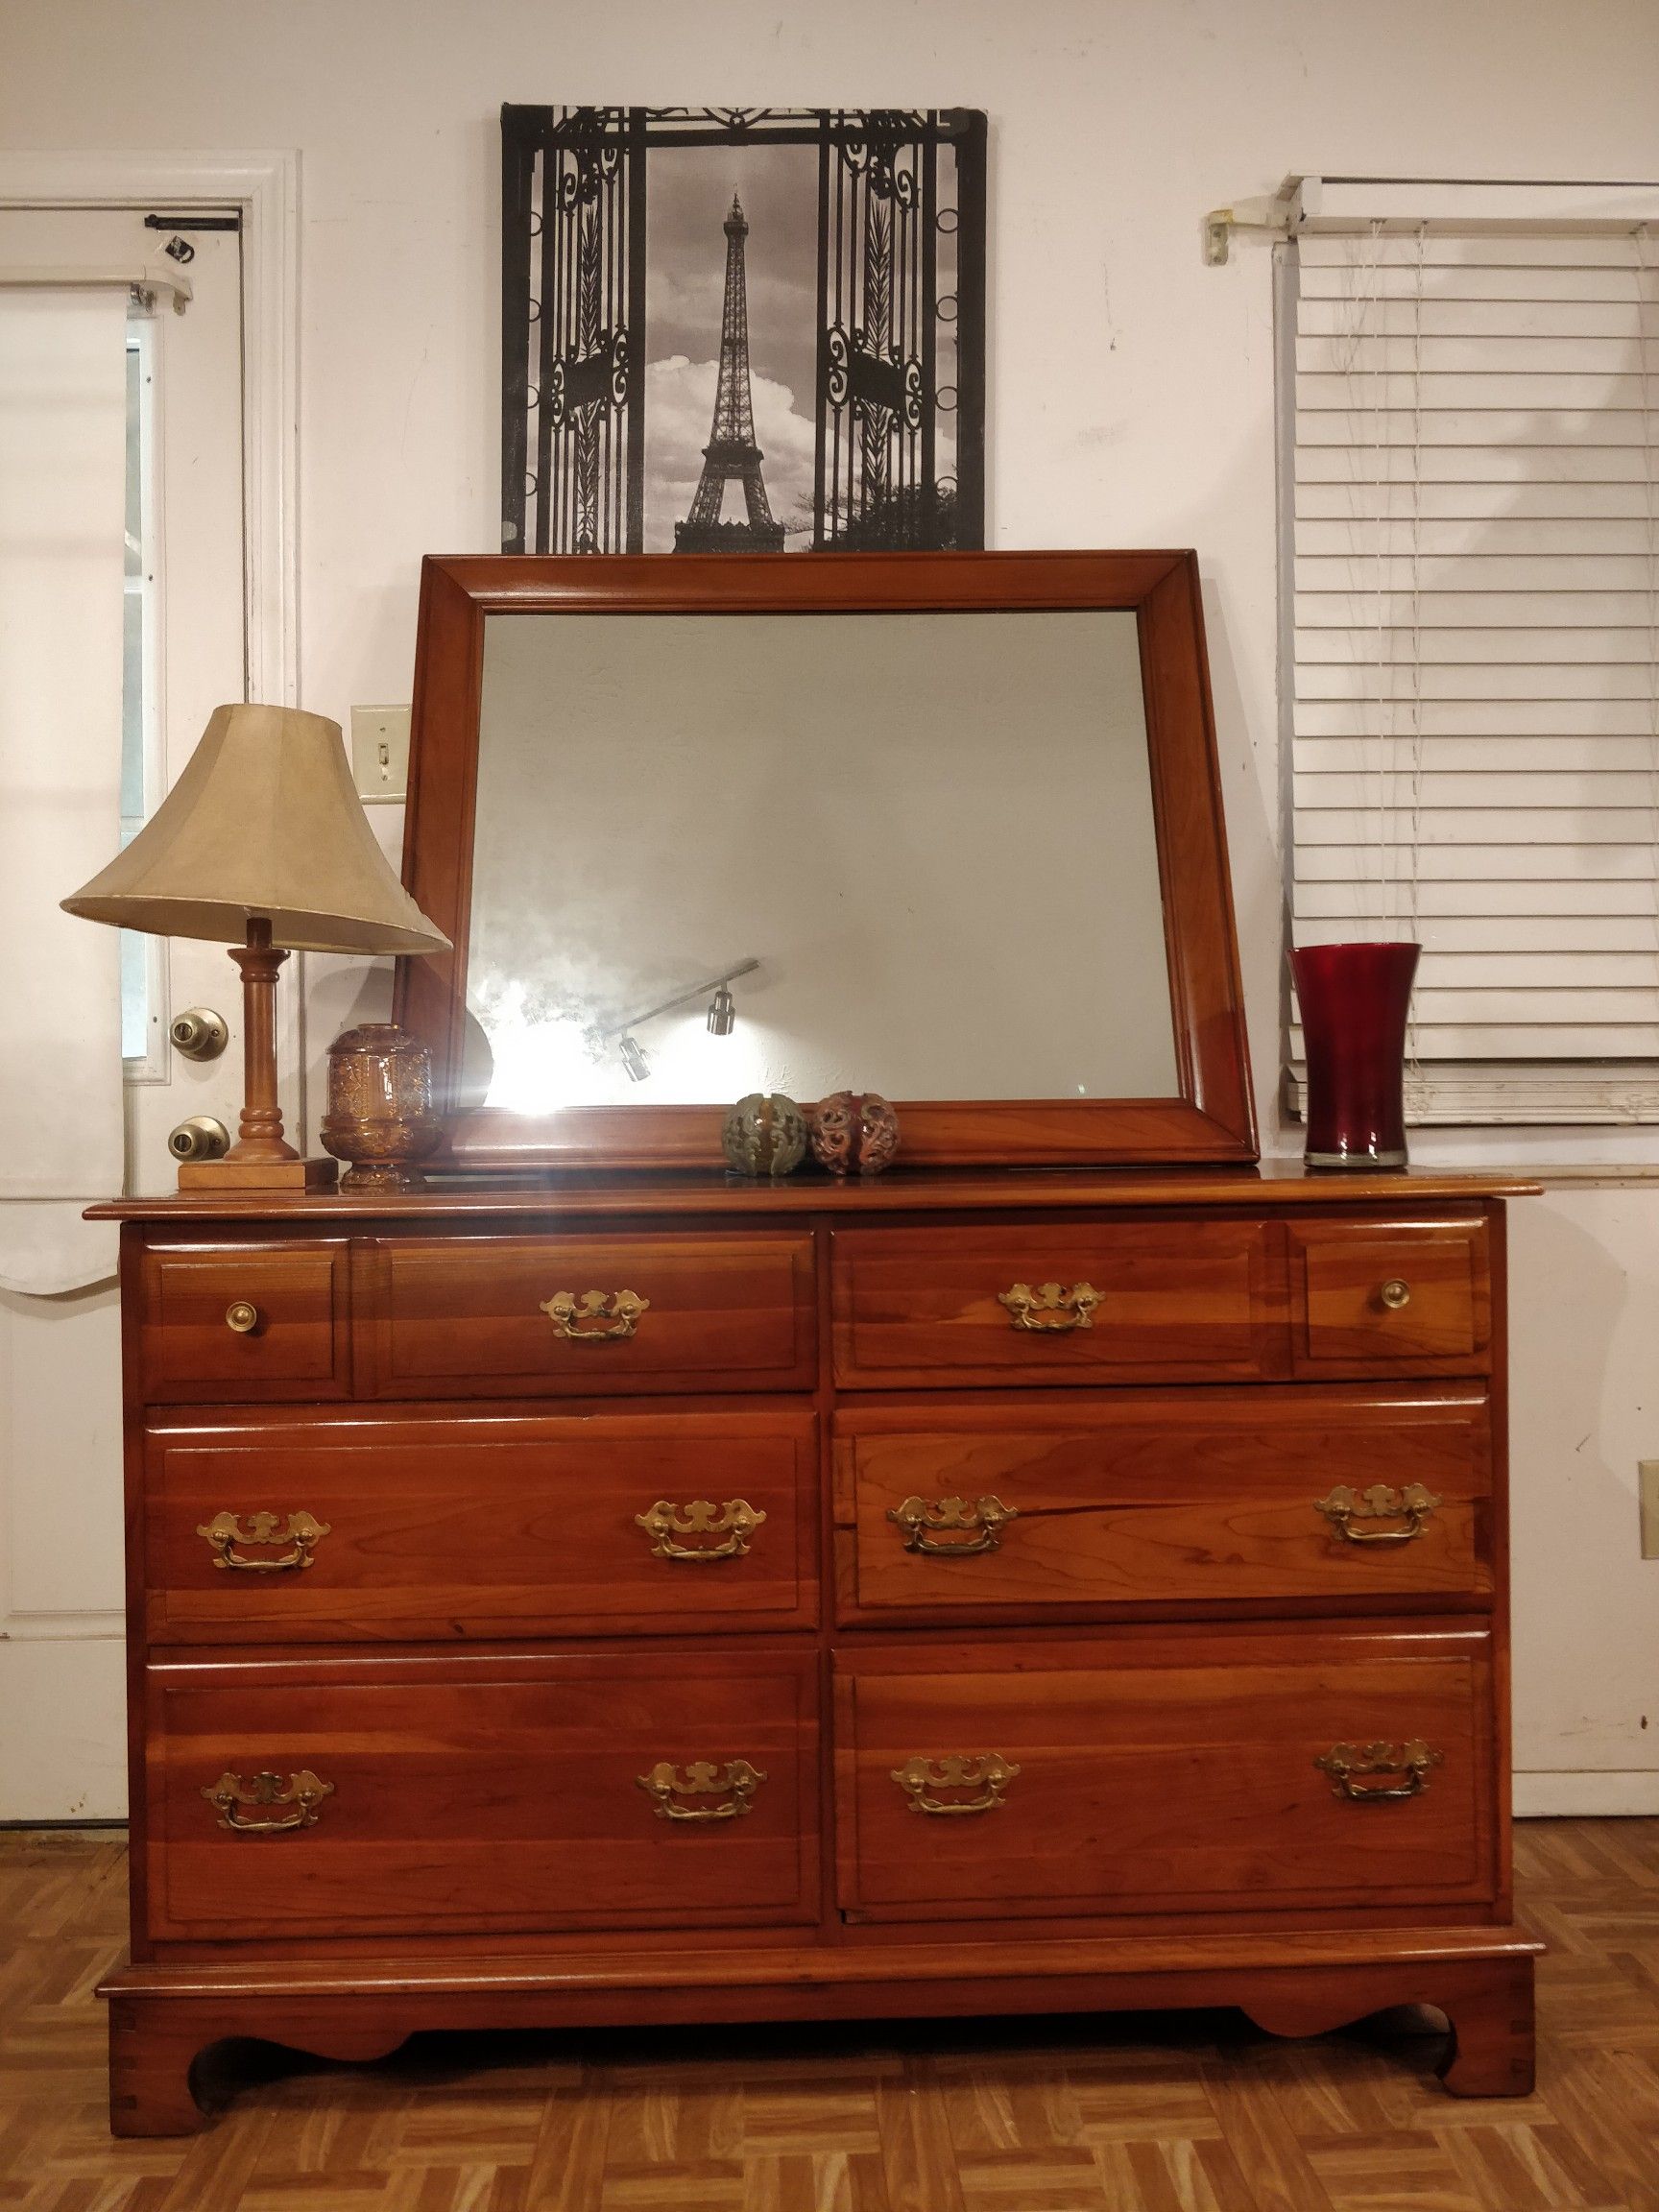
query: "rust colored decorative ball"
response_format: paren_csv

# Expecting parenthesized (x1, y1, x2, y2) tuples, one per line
(809, 1091, 901, 1177)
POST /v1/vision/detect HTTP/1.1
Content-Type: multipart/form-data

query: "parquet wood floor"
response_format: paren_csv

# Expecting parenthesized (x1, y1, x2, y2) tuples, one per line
(3, 1821, 1657, 2211)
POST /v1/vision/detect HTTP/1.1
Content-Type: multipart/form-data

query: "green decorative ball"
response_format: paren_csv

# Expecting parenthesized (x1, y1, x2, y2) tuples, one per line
(721, 1093, 807, 1177)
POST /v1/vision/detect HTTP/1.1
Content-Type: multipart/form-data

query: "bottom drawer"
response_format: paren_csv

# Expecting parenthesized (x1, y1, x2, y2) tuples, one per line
(145, 1648, 819, 1942)
(835, 1626, 1495, 1921)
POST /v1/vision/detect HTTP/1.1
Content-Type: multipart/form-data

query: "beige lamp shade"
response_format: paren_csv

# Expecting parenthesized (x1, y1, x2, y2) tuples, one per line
(60, 703, 450, 955)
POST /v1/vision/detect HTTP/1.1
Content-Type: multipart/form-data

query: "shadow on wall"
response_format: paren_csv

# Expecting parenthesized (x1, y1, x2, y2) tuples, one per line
(1506, 1190, 1659, 1791)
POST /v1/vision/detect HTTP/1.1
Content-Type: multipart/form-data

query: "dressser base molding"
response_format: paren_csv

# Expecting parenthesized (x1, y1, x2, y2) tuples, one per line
(102, 1925, 1539, 2135)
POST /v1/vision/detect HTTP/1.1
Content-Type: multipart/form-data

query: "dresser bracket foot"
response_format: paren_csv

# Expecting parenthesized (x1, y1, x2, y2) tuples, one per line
(108, 1996, 219, 2137)
(1435, 1955, 1537, 2097)
(107, 1993, 412, 2136)
(1239, 1951, 1536, 2100)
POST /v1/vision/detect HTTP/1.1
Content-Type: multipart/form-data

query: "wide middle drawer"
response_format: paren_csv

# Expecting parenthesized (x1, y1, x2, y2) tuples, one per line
(144, 1647, 819, 1942)
(830, 1218, 1279, 1386)
(366, 1231, 817, 1396)
(144, 1407, 818, 1643)
(834, 1385, 1492, 1620)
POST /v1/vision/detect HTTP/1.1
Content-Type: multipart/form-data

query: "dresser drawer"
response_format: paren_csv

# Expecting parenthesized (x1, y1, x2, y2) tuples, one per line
(834, 1627, 1495, 1921)
(1288, 1220, 1490, 1377)
(137, 1240, 352, 1403)
(143, 1648, 819, 1942)
(366, 1232, 816, 1396)
(830, 1219, 1278, 1387)
(144, 1407, 818, 1644)
(834, 1386, 1492, 1623)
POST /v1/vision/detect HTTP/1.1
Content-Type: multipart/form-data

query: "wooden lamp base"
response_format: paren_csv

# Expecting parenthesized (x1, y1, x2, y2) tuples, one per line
(175, 918, 338, 1194)
(176, 1155, 338, 1191)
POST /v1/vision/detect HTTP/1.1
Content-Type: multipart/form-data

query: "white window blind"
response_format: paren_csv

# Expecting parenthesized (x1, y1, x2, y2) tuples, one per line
(1286, 203, 1659, 1123)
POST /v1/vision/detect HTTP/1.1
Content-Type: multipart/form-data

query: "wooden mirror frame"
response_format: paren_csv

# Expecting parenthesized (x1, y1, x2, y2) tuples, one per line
(394, 549, 1258, 1170)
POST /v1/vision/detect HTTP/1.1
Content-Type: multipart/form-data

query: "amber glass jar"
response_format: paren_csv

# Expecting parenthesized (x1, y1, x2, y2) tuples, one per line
(319, 1022, 443, 1192)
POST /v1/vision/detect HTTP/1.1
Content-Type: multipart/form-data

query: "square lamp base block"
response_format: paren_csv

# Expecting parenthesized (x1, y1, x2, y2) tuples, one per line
(176, 1156, 339, 1192)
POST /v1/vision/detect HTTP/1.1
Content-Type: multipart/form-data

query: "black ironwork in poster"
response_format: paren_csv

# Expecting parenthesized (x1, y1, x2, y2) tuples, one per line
(500, 107, 987, 555)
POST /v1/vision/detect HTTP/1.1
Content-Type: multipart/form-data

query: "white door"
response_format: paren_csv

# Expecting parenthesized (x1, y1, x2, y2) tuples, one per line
(0, 203, 253, 1818)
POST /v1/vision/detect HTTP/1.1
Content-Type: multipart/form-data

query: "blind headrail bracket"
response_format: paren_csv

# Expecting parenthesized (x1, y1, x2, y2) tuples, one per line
(1203, 178, 1308, 266)
(0, 264, 192, 314)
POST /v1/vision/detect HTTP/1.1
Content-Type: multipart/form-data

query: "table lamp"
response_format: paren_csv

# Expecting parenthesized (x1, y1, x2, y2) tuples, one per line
(62, 703, 450, 1190)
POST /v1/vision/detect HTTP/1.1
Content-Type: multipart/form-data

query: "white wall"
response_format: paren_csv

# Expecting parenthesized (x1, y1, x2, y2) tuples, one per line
(5, 0, 1659, 1808)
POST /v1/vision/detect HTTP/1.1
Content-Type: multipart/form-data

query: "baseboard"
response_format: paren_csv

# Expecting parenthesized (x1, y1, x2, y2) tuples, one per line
(1515, 1770, 1659, 1817)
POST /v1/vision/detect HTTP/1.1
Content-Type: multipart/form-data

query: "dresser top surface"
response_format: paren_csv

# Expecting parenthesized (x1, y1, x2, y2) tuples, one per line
(91, 1160, 1539, 1226)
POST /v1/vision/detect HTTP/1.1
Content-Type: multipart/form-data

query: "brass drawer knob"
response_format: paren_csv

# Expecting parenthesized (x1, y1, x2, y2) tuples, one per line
(224, 1300, 260, 1334)
(1378, 1278, 1412, 1311)
(1315, 1482, 1440, 1547)
(197, 1509, 331, 1573)
(635, 1499, 765, 1561)
(202, 1768, 334, 1835)
(891, 1753, 1021, 1816)
(1314, 1740, 1443, 1802)
(540, 1288, 650, 1341)
(637, 1758, 766, 1821)
(889, 1494, 1017, 1556)
(998, 1281, 1100, 1334)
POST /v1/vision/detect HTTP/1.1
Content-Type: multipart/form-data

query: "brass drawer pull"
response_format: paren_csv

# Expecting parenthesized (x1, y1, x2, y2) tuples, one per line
(1315, 1482, 1440, 1546)
(225, 1300, 260, 1334)
(1378, 1278, 1412, 1311)
(202, 1768, 334, 1835)
(889, 1494, 1017, 1556)
(1314, 1739, 1443, 1802)
(197, 1509, 332, 1573)
(891, 1753, 1021, 1816)
(540, 1288, 650, 1341)
(998, 1281, 1100, 1334)
(637, 1758, 766, 1821)
(636, 1498, 765, 1561)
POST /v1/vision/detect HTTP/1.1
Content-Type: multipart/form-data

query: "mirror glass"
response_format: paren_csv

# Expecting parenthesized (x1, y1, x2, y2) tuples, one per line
(467, 609, 1178, 1111)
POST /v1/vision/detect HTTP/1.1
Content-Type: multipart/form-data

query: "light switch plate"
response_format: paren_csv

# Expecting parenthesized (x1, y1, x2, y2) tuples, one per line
(350, 705, 411, 803)
(1641, 1461, 1659, 1559)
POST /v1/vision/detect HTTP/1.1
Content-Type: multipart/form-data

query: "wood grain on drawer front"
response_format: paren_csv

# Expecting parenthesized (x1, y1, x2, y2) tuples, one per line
(835, 1627, 1495, 1921)
(138, 1241, 351, 1402)
(1288, 1220, 1490, 1377)
(834, 1386, 1492, 1622)
(830, 1219, 1279, 1387)
(144, 1407, 818, 1644)
(145, 1648, 819, 1941)
(368, 1232, 816, 1396)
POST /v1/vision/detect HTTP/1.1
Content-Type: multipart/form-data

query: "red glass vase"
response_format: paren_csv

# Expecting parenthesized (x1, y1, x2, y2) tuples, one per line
(1291, 941, 1420, 1170)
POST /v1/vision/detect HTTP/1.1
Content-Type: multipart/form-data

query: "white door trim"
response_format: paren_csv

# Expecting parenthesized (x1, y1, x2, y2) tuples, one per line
(0, 151, 300, 709)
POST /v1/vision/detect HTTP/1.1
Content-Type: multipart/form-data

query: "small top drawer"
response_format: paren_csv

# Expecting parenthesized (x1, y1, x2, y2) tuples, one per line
(831, 1218, 1278, 1387)
(1289, 1220, 1490, 1376)
(138, 1241, 351, 1402)
(368, 1230, 816, 1397)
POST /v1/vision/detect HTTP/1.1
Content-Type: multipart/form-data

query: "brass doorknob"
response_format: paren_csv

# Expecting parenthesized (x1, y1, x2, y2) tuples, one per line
(168, 1115, 229, 1162)
(225, 1301, 260, 1334)
(169, 1007, 229, 1061)
(1378, 1278, 1412, 1310)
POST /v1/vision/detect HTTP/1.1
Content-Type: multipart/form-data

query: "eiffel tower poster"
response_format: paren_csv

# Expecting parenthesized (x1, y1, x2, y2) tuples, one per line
(674, 194, 787, 552)
(500, 108, 988, 556)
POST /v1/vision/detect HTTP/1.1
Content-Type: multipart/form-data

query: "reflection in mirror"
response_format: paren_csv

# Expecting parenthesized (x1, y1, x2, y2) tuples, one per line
(467, 610, 1178, 1111)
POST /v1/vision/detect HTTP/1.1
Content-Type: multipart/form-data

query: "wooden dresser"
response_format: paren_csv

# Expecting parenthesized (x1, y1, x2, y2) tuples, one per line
(95, 1162, 1540, 2133)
